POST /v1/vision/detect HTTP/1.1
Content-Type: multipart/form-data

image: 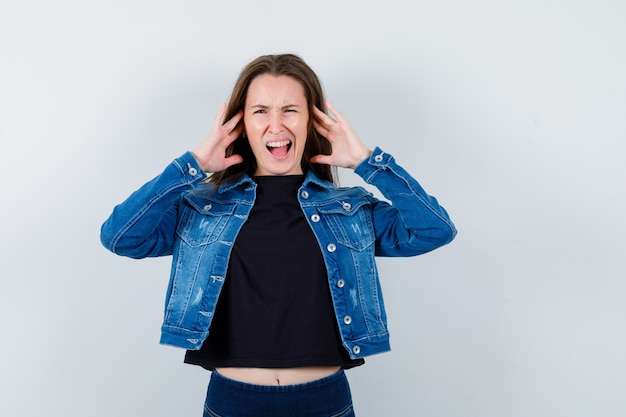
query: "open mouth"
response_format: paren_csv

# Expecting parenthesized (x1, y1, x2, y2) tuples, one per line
(266, 140, 292, 157)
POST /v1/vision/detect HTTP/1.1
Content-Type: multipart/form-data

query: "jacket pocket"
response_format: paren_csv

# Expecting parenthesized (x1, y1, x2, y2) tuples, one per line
(318, 198, 375, 251)
(176, 200, 235, 247)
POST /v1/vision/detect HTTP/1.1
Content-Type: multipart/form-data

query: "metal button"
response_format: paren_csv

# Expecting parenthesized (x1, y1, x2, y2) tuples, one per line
(337, 279, 345, 288)
(311, 214, 320, 223)
(203, 204, 212, 211)
(188, 167, 198, 176)
(342, 202, 352, 211)
(343, 315, 352, 325)
(352, 345, 361, 355)
(327, 243, 336, 253)
(301, 190, 309, 199)
(374, 154, 384, 162)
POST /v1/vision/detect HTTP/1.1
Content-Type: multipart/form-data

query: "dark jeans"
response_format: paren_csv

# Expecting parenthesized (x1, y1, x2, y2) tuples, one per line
(203, 370, 356, 417)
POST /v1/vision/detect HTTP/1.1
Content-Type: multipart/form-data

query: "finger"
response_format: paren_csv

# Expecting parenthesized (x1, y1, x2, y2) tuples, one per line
(222, 123, 243, 148)
(309, 154, 332, 166)
(313, 110, 339, 141)
(325, 100, 346, 123)
(313, 119, 330, 138)
(223, 110, 243, 133)
(224, 154, 244, 167)
(212, 102, 227, 129)
(313, 106, 336, 128)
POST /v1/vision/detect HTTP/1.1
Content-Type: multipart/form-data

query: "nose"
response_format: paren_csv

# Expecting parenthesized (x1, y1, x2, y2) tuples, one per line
(268, 112, 283, 134)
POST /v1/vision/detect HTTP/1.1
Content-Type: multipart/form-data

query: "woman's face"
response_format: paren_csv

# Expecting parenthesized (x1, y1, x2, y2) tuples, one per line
(243, 74, 309, 176)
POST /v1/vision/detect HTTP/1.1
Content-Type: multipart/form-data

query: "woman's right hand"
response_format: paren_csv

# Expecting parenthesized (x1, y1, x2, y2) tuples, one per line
(191, 103, 244, 173)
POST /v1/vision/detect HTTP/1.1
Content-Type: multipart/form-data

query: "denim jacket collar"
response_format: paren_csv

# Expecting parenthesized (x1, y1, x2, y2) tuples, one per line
(302, 170, 337, 190)
(217, 170, 336, 194)
(218, 175, 255, 193)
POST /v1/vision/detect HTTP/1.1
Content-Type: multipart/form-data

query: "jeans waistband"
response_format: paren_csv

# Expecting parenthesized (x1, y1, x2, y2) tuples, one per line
(205, 369, 354, 417)
(211, 369, 347, 393)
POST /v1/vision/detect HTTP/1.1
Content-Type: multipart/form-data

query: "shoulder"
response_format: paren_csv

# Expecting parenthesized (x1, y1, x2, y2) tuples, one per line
(182, 174, 254, 209)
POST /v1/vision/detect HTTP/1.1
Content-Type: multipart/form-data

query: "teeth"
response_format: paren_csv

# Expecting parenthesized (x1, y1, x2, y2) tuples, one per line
(267, 140, 291, 148)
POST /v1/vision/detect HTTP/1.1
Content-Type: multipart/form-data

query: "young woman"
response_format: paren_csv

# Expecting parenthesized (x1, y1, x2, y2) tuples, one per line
(101, 53, 456, 417)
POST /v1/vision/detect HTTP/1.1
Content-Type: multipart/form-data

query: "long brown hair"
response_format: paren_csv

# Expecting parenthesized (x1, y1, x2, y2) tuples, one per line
(208, 54, 336, 185)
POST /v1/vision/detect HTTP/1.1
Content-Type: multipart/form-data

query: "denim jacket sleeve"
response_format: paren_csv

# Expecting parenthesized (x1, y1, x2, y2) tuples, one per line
(100, 152, 208, 259)
(354, 147, 457, 257)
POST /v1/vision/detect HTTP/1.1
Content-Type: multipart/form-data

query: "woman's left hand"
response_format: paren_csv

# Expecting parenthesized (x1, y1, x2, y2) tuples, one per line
(311, 100, 372, 169)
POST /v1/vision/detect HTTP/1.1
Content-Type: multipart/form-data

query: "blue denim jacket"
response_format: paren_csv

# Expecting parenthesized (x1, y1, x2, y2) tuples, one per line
(101, 147, 456, 359)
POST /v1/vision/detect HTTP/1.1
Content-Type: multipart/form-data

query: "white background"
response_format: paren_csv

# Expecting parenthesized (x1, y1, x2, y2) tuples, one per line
(1, 0, 625, 416)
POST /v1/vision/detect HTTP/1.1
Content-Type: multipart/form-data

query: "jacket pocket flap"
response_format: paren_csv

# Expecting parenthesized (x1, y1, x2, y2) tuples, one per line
(183, 194, 237, 216)
(317, 198, 370, 216)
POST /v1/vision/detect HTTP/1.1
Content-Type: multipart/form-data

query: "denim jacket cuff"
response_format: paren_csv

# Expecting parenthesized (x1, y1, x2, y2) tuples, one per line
(354, 147, 392, 181)
(175, 151, 209, 184)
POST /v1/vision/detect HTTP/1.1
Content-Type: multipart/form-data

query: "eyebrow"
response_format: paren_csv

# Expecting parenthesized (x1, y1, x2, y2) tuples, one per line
(249, 104, 302, 110)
